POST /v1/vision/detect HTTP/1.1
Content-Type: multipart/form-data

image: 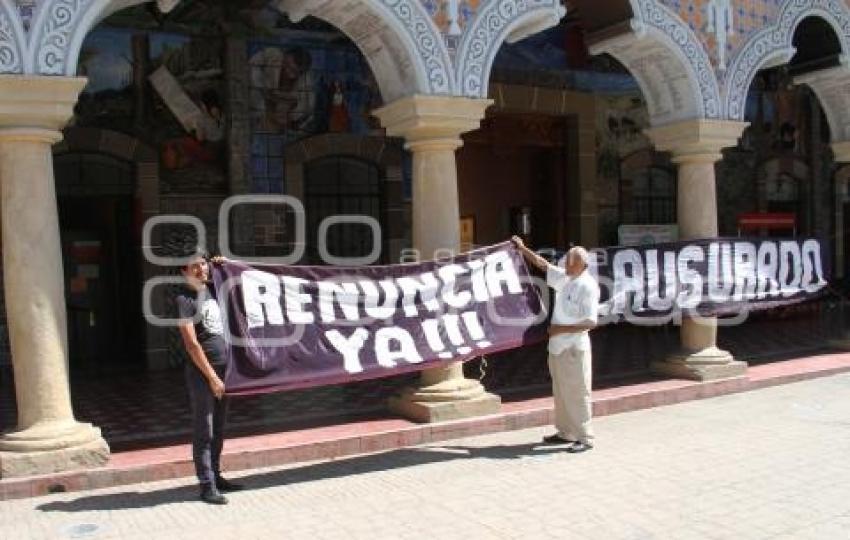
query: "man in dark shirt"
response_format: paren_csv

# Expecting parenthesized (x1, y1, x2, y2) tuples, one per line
(176, 251, 243, 504)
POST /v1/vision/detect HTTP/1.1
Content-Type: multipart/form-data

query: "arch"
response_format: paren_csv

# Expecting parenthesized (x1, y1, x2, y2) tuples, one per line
(27, 0, 143, 75)
(724, 0, 850, 121)
(794, 60, 850, 143)
(455, 0, 566, 98)
(0, 0, 25, 73)
(284, 133, 407, 263)
(304, 155, 385, 264)
(276, 0, 452, 101)
(789, 16, 843, 73)
(587, 0, 722, 123)
(24, 0, 450, 101)
(284, 133, 402, 170)
(790, 15, 850, 145)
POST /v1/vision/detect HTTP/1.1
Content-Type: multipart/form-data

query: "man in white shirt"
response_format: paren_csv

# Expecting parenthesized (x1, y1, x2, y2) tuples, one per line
(512, 237, 600, 453)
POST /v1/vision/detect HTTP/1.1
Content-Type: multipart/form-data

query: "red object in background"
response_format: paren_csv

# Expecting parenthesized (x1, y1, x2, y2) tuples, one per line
(161, 137, 215, 170)
(737, 212, 797, 233)
(70, 241, 102, 264)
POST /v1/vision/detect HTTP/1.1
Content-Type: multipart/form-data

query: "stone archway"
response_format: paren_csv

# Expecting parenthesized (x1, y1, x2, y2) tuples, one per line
(283, 133, 407, 263)
(53, 127, 167, 370)
(581, 0, 722, 125)
(277, 0, 451, 101)
(23, 0, 448, 103)
(454, 0, 566, 97)
(724, 1, 850, 123)
(279, 0, 567, 100)
(724, 5, 850, 285)
(26, 0, 141, 75)
(0, 1, 26, 73)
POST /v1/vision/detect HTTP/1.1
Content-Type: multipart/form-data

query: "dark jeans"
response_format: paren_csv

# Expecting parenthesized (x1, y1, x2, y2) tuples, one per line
(185, 364, 228, 486)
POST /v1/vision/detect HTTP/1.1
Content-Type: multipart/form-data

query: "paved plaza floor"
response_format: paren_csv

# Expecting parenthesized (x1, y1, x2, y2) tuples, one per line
(2, 372, 849, 540)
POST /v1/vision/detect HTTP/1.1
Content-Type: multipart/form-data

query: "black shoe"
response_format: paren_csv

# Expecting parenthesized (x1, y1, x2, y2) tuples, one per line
(542, 433, 575, 445)
(565, 441, 593, 453)
(200, 484, 228, 505)
(215, 476, 244, 492)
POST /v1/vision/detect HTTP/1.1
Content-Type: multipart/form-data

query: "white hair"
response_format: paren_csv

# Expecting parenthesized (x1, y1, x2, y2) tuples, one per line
(567, 246, 590, 267)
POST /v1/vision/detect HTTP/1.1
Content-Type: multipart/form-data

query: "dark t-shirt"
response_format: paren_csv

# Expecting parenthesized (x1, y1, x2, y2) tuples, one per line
(175, 284, 228, 368)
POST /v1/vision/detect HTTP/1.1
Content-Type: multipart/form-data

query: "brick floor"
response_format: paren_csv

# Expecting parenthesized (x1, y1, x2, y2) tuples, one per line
(2, 372, 849, 540)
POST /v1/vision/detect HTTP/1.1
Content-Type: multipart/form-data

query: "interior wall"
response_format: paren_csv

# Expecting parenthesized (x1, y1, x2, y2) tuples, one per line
(457, 113, 567, 250)
(458, 143, 535, 246)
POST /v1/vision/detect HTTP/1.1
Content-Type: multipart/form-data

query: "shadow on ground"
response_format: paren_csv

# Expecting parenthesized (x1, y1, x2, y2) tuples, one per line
(36, 440, 567, 513)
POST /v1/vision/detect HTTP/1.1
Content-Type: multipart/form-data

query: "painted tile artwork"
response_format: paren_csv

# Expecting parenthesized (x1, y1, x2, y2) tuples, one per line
(422, 0, 483, 35)
(246, 9, 385, 193)
(659, 0, 783, 74)
(71, 6, 385, 195)
(74, 25, 227, 193)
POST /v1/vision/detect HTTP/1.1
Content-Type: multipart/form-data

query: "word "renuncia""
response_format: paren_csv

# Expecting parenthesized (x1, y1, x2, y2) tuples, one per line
(239, 250, 524, 328)
(236, 250, 525, 373)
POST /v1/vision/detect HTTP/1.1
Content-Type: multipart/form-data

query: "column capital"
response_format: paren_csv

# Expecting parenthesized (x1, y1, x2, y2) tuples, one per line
(374, 95, 492, 150)
(832, 141, 850, 163)
(0, 128, 64, 144)
(645, 119, 749, 164)
(0, 76, 87, 132)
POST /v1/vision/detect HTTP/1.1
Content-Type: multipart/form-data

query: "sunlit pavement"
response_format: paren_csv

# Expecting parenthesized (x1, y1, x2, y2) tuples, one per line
(3, 372, 849, 540)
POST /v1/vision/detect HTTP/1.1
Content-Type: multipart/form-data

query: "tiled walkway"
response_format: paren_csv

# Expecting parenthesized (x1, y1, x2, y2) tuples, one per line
(0, 301, 842, 450)
(4, 372, 850, 539)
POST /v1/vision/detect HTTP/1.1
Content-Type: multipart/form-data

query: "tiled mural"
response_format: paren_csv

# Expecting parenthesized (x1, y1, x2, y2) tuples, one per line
(421, 0, 483, 35)
(246, 12, 384, 194)
(15, 0, 38, 32)
(421, 0, 795, 79)
(659, 0, 783, 75)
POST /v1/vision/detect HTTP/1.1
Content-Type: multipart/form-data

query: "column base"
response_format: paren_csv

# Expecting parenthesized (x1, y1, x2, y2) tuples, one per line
(828, 337, 850, 350)
(0, 421, 110, 478)
(652, 347, 747, 382)
(388, 378, 501, 423)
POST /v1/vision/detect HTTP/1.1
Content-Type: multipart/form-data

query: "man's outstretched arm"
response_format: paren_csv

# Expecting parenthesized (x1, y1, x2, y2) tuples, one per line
(511, 236, 549, 272)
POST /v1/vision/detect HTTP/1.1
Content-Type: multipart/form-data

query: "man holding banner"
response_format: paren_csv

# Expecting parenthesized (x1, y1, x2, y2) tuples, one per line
(175, 251, 244, 504)
(512, 237, 599, 453)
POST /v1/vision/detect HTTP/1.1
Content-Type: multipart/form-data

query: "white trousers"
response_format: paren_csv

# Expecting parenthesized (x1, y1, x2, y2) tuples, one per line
(548, 346, 594, 443)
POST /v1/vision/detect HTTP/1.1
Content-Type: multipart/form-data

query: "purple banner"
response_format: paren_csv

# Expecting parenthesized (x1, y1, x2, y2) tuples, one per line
(214, 242, 547, 395)
(595, 237, 830, 321)
(211, 237, 830, 395)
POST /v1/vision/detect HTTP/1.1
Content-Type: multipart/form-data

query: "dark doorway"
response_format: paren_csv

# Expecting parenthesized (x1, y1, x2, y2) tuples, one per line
(54, 153, 144, 374)
(305, 156, 385, 264)
(457, 113, 569, 249)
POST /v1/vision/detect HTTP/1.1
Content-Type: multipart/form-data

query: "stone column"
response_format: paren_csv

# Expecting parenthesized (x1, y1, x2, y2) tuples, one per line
(830, 142, 850, 349)
(374, 95, 501, 422)
(646, 120, 749, 381)
(0, 76, 109, 478)
(833, 141, 850, 269)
